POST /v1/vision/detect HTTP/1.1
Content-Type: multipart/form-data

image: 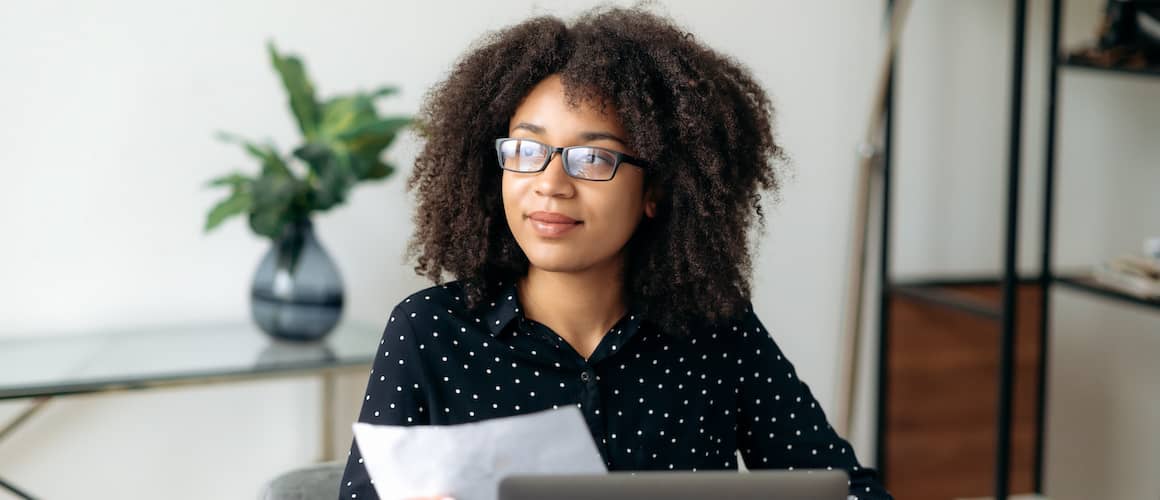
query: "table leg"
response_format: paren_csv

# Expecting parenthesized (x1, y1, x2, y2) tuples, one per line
(0, 476, 37, 499)
(319, 371, 336, 462)
(0, 397, 51, 499)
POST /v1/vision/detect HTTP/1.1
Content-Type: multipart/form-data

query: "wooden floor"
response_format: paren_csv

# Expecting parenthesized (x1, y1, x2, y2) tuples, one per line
(883, 283, 1043, 499)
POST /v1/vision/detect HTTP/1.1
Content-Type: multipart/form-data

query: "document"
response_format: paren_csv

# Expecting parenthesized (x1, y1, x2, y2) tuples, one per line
(352, 406, 607, 500)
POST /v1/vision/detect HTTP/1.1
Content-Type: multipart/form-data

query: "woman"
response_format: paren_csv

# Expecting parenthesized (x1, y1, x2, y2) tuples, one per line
(340, 7, 891, 500)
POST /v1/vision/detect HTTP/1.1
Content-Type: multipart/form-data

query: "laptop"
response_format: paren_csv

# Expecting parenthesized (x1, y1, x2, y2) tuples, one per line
(498, 469, 849, 500)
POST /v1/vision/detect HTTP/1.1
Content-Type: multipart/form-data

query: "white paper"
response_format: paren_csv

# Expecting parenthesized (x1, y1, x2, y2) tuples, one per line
(353, 407, 607, 500)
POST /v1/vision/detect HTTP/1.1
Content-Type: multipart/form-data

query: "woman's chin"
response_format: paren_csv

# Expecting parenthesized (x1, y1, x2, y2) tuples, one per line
(524, 251, 594, 274)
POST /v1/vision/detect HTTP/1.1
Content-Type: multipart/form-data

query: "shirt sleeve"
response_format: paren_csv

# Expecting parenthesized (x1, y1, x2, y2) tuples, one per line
(338, 305, 432, 500)
(733, 304, 892, 500)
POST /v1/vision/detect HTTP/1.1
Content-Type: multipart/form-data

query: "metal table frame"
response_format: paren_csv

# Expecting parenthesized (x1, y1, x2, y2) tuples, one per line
(0, 323, 379, 499)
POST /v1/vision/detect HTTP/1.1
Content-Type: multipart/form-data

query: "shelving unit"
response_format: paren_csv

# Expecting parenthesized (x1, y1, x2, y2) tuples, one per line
(1053, 275, 1160, 310)
(872, 1, 1159, 500)
(872, 1, 1029, 499)
(1036, 0, 1160, 491)
(1059, 58, 1160, 78)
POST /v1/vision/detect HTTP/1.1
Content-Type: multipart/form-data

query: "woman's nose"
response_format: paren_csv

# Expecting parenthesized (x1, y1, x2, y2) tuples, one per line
(533, 152, 576, 198)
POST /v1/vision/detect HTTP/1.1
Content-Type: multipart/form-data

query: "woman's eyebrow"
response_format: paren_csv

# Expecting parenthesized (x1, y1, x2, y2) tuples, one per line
(579, 131, 628, 146)
(510, 122, 627, 145)
(511, 122, 546, 134)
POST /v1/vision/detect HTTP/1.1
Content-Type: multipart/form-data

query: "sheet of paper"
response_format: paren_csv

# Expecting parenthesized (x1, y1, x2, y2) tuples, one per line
(353, 406, 607, 500)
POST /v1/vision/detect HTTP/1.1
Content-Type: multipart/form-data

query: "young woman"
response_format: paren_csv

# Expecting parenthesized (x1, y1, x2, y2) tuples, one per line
(340, 7, 891, 500)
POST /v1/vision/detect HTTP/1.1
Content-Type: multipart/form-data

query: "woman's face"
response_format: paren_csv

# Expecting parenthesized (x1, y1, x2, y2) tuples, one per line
(502, 74, 656, 275)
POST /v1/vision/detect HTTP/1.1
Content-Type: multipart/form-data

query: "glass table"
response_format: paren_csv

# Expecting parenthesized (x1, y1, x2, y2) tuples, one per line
(0, 320, 383, 499)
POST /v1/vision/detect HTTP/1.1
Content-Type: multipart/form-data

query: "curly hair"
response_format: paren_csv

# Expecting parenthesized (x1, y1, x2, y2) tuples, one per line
(406, 5, 786, 337)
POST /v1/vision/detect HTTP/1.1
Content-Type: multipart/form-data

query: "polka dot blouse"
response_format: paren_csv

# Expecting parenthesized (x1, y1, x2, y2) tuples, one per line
(339, 280, 891, 499)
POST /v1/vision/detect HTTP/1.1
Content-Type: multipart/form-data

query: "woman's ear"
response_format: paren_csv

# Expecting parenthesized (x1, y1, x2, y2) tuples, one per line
(643, 185, 661, 218)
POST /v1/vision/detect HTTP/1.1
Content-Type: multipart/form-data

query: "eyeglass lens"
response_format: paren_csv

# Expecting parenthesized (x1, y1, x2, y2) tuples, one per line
(498, 139, 618, 180)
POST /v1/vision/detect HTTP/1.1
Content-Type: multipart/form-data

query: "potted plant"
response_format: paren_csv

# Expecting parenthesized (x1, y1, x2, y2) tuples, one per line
(204, 42, 410, 341)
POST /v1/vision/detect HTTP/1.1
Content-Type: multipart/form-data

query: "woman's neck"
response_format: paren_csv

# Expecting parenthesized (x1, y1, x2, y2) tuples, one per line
(516, 258, 627, 360)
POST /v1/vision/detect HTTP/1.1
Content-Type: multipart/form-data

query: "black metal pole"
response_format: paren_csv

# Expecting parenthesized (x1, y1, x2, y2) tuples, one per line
(0, 477, 37, 500)
(1035, 0, 1063, 493)
(874, 0, 897, 482)
(996, 1, 1028, 499)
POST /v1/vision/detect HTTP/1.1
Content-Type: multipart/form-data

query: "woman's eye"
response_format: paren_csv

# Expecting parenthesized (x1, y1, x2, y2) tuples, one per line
(578, 151, 612, 165)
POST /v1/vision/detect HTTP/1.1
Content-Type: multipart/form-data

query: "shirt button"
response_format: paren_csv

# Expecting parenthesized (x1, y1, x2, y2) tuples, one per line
(580, 371, 591, 382)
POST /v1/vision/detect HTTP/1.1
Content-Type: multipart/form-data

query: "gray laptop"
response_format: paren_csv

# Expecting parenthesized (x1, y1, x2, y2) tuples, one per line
(499, 469, 849, 500)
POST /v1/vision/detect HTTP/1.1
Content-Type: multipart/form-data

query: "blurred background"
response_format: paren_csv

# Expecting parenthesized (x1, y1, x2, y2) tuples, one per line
(0, 0, 1157, 499)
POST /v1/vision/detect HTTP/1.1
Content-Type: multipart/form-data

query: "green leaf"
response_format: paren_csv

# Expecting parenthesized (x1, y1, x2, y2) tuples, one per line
(205, 172, 252, 189)
(368, 86, 399, 99)
(247, 170, 303, 239)
(204, 190, 252, 232)
(248, 205, 286, 239)
(259, 150, 293, 179)
(338, 117, 409, 178)
(310, 153, 356, 211)
(292, 143, 331, 167)
(267, 41, 321, 139)
(215, 131, 267, 159)
(364, 160, 395, 180)
(336, 116, 410, 142)
(252, 169, 298, 208)
(216, 132, 294, 179)
(318, 95, 377, 140)
(291, 143, 358, 210)
(293, 143, 336, 186)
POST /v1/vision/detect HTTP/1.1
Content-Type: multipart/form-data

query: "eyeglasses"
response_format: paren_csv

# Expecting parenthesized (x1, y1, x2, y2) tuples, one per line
(495, 138, 651, 182)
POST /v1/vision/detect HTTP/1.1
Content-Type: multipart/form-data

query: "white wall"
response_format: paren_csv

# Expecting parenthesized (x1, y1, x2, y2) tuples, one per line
(0, 1, 886, 498)
(1, 0, 1155, 498)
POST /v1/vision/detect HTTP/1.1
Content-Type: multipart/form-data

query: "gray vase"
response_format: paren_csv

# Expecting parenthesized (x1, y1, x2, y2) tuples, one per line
(250, 218, 344, 341)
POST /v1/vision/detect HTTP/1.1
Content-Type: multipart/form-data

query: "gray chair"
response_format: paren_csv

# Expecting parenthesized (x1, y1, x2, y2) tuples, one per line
(259, 461, 345, 500)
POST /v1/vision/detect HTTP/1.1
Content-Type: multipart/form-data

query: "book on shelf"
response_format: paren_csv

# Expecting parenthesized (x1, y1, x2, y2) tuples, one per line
(1090, 255, 1160, 300)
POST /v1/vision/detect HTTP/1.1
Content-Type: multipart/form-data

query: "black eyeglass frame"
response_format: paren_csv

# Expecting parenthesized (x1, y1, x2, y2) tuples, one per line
(494, 137, 652, 182)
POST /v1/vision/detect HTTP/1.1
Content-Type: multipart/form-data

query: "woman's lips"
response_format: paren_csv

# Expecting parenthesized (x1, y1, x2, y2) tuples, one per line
(528, 211, 578, 224)
(527, 211, 582, 237)
(529, 219, 580, 237)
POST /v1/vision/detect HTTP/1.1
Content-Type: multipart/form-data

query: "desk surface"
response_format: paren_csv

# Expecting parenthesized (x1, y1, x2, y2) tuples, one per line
(0, 321, 382, 400)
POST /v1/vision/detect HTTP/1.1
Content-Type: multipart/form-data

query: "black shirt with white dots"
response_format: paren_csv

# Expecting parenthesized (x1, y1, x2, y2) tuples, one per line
(339, 280, 891, 499)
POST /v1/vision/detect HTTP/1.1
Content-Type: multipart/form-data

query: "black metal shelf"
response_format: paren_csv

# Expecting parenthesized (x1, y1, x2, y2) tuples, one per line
(1055, 274, 1160, 310)
(1059, 55, 1160, 78)
(874, 2, 1032, 499)
(890, 283, 1002, 320)
(888, 274, 1160, 319)
(888, 276, 1046, 321)
(874, 1, 1160, 499)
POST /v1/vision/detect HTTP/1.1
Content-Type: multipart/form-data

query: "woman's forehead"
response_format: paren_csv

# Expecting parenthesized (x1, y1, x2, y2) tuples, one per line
(509, 75, 625, 141)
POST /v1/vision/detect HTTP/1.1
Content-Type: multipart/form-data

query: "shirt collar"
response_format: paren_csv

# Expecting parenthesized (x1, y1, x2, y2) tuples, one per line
(476, 279, 649, 345)
(480, 280, 521, 337)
